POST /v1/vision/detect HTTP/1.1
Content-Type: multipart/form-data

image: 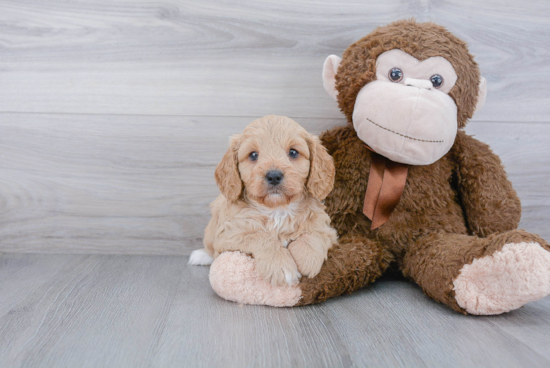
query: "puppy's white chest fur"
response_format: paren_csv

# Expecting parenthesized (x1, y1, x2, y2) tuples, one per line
(255, 203, 299, 244)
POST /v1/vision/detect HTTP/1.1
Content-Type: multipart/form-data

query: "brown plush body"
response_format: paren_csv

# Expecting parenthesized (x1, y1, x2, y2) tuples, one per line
(208, 20, 550, 314)
(297, 126, 548, 313)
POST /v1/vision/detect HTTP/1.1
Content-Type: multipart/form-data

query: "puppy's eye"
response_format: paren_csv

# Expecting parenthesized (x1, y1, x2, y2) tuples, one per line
(430, 74, 443, 89)
(289, 149, 299, 159)
(389, 68, 403, 82)
(249, 151, 258, 161)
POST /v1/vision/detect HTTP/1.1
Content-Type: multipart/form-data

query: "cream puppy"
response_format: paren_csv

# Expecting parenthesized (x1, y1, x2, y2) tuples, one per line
(189, 115, 338, 286)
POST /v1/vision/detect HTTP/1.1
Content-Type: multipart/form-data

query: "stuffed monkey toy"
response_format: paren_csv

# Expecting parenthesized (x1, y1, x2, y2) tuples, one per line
(209, 19, 550, 315)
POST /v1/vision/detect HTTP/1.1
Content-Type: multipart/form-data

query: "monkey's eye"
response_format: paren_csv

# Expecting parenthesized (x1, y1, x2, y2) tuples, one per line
(388, 68, 403, 82)
(289, 149, 299, 159)
(430, 74, 443, 89)
(249, 151, 258, 161)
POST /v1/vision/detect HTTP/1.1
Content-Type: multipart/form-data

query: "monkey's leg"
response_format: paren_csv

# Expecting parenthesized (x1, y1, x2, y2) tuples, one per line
(402, 230, 550, 315)
(209, 234, 393, 307)
(295, 234, 393, 305)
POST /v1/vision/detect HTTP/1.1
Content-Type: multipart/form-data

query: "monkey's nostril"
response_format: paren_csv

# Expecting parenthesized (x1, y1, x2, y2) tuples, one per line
(265, 170, 284, 186)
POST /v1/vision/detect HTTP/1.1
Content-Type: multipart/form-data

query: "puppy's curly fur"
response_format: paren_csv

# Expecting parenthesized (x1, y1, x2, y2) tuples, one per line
(192, 115, 338, 286)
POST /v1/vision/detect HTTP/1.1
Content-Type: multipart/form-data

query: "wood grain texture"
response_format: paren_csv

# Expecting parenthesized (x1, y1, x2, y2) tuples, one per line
(0, 254, 549, 368)
(1, 2, 549, 366)
(1, 0, 549, 122)
(0, 0, 549, 255)
(0, 113, 345, 254)
(0, 113, 547, 254)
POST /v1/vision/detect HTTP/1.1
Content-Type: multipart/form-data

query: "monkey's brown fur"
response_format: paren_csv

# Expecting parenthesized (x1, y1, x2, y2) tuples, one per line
(335, 20, 479, 129)
(294, 20, 549, 313)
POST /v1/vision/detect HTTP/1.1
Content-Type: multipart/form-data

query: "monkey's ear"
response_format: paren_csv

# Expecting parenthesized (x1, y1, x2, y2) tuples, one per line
(322, 55, 342, 101)
(214, 134, 243, 201)
(474, 77, 487, 113)
(306, 134, 335, 200)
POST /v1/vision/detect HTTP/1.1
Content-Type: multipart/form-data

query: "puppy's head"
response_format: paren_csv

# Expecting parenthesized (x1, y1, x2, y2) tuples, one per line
(215, 115, 335, 207)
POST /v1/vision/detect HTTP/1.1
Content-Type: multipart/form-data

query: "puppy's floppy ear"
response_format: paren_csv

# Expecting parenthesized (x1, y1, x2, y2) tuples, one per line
(215, 134, 242, 201)
(306, 134, 335, 200)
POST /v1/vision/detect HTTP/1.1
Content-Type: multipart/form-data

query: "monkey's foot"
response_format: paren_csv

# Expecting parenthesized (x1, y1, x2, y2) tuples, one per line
(209, 252, 302, 307)
(453, 242, 550, 315)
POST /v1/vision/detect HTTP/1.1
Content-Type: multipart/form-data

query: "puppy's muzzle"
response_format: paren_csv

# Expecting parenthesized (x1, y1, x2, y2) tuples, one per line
(265, 170, 284, 186)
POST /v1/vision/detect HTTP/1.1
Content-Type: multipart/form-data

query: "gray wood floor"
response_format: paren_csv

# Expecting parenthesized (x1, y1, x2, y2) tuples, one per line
(0, 253, 549, 368)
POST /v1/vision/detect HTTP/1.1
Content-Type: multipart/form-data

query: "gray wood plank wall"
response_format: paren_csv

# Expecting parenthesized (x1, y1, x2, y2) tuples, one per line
(0, 0, 549, 254)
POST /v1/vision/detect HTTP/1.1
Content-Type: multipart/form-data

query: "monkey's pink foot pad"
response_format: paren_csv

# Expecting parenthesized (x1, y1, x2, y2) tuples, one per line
(453, 242, 550, 315)
(209, 251, 302, 307)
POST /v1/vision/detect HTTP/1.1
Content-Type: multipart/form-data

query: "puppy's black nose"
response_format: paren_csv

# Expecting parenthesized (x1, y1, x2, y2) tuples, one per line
(265, 170, 284, 186)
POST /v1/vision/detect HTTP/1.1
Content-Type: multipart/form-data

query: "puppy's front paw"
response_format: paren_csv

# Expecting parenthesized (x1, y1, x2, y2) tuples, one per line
(288, 235, 326, 279)
(256, 248, 300, 286)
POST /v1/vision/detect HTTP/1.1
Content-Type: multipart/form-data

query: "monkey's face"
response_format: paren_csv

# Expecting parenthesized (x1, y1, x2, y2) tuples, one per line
(352, 49, 459, 165)
(323, 45, 487, 166)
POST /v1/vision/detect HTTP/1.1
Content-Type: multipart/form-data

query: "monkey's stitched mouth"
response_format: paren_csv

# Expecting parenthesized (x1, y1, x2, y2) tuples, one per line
(366, 118, 443, 143)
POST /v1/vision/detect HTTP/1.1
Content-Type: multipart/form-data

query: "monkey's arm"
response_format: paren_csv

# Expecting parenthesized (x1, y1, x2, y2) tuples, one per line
(296, 232, 393, 305)
(320, 125, 372, 225)
(452, 130, 522, 237)
(291, 126, 393, 305)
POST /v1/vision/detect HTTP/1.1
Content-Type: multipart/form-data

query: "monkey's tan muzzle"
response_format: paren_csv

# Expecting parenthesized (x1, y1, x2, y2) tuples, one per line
(352, 80, 458, 166)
